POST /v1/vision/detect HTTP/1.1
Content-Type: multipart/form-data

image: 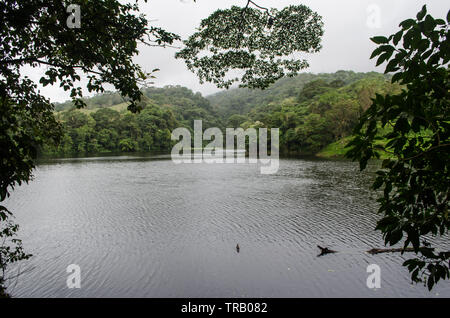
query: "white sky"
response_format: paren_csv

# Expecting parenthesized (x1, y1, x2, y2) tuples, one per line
(26, 0, 449, 102)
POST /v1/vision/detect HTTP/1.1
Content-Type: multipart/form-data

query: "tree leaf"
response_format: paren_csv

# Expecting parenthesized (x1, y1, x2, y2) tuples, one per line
(417, 5, 427, 21)
(400, 19, 415, 30)
(371, 36, 389, 44)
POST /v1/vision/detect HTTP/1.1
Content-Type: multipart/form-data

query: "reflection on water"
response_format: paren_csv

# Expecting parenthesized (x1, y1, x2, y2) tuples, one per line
(4, 156, 449, 297)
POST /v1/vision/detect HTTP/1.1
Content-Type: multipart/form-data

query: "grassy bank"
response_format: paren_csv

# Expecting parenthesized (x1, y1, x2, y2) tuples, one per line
(317, 135, 395, 160)
(316, 137, 353, 158)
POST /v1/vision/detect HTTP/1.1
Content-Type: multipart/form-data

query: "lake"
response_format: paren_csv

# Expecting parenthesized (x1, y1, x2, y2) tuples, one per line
(4, 155, 449, 297)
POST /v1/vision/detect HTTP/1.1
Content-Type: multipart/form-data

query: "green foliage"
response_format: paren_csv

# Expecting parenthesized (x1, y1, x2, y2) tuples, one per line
(46, 71, 399, 157)
(0, 88, 60, 295)
(0, 0, 179, 295)
(346, 6, 450, 290)
(298, 79, 332, 103)
(54, 91, 126, 112)
(118, 138, 138, 152)
(209, 71, 398, 154)
(228, 114, 249, 128)
(208, 71, 390, 118)
(0, 214, 32, 297)
(141, 86, 222, 130)
(1, 0, 179, 112)
(176, 4, 324, 89)
(317, 136, 354, 158)
(43, 86, 219, 155)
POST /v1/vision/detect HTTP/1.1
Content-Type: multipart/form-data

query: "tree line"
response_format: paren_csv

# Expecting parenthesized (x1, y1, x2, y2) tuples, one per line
(42, 86, 223, 155)
(42, 71, 401, 157)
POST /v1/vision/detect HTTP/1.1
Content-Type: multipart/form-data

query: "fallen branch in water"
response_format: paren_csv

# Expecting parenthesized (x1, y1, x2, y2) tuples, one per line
(366, 247, 434, 255)
(317, 245, 435, 256)
(317, 245, 337, 256)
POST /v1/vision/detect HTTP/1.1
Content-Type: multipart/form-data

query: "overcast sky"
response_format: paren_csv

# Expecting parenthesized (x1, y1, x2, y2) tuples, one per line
(28, 0, 449, 102)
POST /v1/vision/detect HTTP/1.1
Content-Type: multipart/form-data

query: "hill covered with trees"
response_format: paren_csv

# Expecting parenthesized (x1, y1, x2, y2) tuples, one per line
(43, 86, 223, 155)
(208, 71, 400, 154)
(42, 71, 401, 157)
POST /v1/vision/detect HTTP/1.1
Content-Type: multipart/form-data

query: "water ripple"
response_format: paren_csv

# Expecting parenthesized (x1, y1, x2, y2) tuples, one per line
(3, 157, 449, 298)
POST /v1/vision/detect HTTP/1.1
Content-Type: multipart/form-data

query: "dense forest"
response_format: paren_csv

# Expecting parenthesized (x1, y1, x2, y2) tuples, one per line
(43, 71, 401, 157)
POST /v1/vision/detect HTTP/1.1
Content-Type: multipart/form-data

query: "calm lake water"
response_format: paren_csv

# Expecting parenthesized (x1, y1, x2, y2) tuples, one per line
(4, 155, 449, 297)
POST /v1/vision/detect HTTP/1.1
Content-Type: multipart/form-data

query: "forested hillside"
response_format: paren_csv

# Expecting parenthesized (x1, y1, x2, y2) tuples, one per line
(214, 71, 401, 154)
(43, 86, 222, 155)
(43, 71, 401, 156)
(207, 71, 390, 117)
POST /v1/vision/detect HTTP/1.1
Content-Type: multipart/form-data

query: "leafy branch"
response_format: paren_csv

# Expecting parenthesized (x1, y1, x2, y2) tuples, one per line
(346, 5, 450, 290)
